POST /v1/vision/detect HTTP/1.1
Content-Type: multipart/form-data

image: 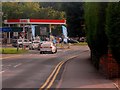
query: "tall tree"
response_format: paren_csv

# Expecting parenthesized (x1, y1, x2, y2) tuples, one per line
(62, 2, 84, 37)
(2, 2, 65, 20)
(106, 2, 120, 63)
(84, 2, 108, 69)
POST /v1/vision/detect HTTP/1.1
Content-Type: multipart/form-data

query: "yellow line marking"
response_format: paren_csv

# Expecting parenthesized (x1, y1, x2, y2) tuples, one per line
(40, 54, 84, 89)
(46, 61, 64, 89)
(0, 55, 21, 60)
(45, 55, 80, 89)
(39, 61, 64, 90)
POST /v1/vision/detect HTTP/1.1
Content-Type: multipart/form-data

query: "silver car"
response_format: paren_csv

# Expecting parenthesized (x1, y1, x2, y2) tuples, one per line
(40, 41, 57, 54)
(12, 39, 31, 47)
(29, 41, 40, 50)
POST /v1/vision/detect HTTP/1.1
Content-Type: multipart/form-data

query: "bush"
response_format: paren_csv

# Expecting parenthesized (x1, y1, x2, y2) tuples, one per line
(106, 2, 120, 63)
(84, 3, 108, 69)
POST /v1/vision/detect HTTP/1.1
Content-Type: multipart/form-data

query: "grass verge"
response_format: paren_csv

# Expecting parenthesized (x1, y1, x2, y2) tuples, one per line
(0, 48, 28, 54)
(72, 42, 88, 46)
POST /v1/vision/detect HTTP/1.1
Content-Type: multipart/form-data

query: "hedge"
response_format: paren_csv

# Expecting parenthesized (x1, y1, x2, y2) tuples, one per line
(106, 2, 120, 63)
(84, 2, 120, 67)
(84, 3, 108, 69)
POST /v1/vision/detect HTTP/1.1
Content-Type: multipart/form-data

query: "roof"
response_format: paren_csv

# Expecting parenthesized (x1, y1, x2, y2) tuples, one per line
(4, 19, 66, 25)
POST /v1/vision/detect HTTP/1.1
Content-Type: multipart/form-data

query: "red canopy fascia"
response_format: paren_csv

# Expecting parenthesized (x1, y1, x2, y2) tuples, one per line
(4, 19, 66, 25)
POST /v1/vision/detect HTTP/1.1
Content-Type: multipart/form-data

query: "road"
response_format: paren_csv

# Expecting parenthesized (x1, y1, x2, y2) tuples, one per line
(1, 45, 118, 89)
(2, 46, 88, 88)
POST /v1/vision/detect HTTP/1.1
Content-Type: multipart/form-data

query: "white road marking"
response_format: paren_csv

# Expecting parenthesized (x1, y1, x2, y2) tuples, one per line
(14, 63, 22, 68)
(113, 83, 120, 90)
(0, 71, 5, 74)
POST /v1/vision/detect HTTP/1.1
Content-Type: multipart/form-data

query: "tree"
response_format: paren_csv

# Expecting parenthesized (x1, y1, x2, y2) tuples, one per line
(39, 7, 65, 19)
(2, 2, 65, 20)
(106, 2, 120, 63)
(18, 2, 40, 19)
(62, 2, 84, 37)
(84, 3, 108, 69)
(2, 2, 19, 19)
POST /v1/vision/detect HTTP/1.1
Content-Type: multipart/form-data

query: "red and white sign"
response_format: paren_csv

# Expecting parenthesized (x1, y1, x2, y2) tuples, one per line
(4, 19, 66, 25)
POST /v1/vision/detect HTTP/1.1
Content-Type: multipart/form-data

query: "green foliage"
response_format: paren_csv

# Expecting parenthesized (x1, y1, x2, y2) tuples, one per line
(2, 2, 19, 19)
(84, 3, 108, 68)
(39, 2, 85, 37)
(2, 2, 66, 20)
(62, 3, 84, 37)
(39, 7, 65, 19)
(106, 2, 120, 63)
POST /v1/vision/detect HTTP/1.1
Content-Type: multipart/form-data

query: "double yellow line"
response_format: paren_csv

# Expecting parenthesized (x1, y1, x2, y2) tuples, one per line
(39, 55, 79, 90)
(40, 61, 64, 90)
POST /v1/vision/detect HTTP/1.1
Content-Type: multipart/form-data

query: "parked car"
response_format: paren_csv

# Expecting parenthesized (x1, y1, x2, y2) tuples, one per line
(39, 41, 57, 54)
(68, 38, 79, 43)
(29, 40, 40, 50)
(12, 39, 31, 47)
(79, 37, 86, 42)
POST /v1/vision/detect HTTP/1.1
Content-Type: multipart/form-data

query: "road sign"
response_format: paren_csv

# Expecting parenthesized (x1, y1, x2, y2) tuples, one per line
(13, 32, 18, 36)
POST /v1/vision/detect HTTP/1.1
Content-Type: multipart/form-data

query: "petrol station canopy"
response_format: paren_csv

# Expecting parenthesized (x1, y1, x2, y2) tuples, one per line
(4, 19, 66, 25)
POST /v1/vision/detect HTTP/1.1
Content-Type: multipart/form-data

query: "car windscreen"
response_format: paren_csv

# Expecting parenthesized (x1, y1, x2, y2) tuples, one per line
(18, 40, 22, 42)
(24, 40, 28, 42)
(33, 42, 39, 43)
(12, 39, 17, 43)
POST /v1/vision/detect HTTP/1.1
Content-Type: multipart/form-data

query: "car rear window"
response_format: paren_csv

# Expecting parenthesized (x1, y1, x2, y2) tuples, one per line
(12, 39, 17, 43)
(34, 42, 39, 43)
(18, 40, 22, 42)
(24, 40, 28, 42)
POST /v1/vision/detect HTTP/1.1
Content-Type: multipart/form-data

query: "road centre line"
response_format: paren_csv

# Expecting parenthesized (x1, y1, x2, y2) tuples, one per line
(14, 63, 22, 68)
(40, 61, 64, 89)
(46, 61, 65, 89)
(40, 54, 82, 89)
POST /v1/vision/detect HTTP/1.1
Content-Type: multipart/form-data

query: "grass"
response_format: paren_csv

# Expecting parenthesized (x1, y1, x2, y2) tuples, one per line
(56, 42, 88, 47)
(72, 42, 88, 46)
(0, 48, 28, 54)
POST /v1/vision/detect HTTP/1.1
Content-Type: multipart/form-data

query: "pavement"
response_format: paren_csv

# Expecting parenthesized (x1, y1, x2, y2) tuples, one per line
(56, 50, 118, 89)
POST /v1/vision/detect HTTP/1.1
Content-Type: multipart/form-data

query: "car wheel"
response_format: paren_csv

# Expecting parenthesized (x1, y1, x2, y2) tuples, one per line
(32, 47, 34, 50)
(29, 47, 31, 50)
(40, 51, 42, 54)
(40, 51, 44, 54)
(55, 49, 57, 53)
(19, 44, 23, 48)
(51, 51, 54, 54)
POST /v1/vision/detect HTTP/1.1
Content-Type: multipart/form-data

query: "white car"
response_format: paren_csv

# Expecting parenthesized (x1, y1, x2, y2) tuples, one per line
(40, 41, 57, 54)
(29, 41, 40, 50)
(12, 39, 31, 47)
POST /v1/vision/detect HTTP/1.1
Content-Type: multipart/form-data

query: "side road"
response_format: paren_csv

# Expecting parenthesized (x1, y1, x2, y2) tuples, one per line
(56, 50, 118, 89)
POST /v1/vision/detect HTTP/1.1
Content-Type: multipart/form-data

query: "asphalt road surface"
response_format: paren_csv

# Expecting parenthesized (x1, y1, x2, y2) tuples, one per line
(2, 46, 88, 88)
(2, 45, 118, 90)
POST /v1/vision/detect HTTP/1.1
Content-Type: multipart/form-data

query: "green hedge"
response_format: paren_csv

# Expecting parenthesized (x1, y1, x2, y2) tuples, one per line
(106, 2, 120, 63)
(84, 3, 108, 69)
(84, 2, 120, 67)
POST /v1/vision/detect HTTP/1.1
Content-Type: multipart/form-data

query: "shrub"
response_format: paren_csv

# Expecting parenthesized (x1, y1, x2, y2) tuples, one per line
(106, 2, 120, 63)
(84, 3, 108, 69)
